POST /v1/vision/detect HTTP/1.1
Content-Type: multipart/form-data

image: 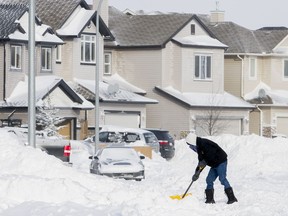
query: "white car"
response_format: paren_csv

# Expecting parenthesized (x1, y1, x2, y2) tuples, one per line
(89, 146, 145, 181)
(85, 125, 160, 153)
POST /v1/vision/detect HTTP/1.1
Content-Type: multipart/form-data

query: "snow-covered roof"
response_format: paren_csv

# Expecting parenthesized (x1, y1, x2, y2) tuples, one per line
(156, 86, 254, 108)
(1, 76, 93, 109)
(102, 73, 146, 94)
(56, 7, 95, 36)
(244, 82, 288, 106)
(8, 11, 63, 44)
(74, 78, 158, 104)
(172, 35, 228, 48)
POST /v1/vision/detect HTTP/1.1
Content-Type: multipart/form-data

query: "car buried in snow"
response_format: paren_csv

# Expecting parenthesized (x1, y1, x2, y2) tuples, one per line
(5, 127, 72, 164)
(89, 146, 145, 181)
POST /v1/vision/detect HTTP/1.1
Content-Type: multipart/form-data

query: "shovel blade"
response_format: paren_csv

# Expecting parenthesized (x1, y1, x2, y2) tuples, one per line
(169, 193, 192, 200)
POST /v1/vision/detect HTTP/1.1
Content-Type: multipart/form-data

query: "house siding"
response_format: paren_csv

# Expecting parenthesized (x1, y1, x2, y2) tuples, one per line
(224, 57, 242, 97)
(0, 44, 4, 100)
(270, 57, 288, 90)
(180, 47, 224, 93)
(4, 42, 26, 98)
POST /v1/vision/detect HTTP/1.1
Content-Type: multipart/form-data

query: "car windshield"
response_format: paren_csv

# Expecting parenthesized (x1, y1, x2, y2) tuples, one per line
(100, 148, 139, 161)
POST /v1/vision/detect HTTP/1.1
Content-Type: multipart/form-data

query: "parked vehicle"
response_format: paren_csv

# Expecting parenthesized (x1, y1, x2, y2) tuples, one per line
(5, 127, 72, 164)
(84, 125, 160, 153)
(145, 128, 175, 159)
(89, 146, 145, 181)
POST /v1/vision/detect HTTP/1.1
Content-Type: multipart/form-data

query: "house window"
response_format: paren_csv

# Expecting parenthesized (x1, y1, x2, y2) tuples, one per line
(11, 45, 22, 70)
(191, 24, 195, 35)
(56, 45, 62, 63)
(81, 34, 96, 63)
(41, 47, 52, 71)
(249, 58, 257, 79)
(104, 52, 112, 75)
(284, 59, 288, 79)
(194, 54, 212, 80)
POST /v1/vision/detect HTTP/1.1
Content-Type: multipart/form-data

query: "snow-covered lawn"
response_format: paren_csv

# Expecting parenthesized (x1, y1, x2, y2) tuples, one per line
(0, 128, 288, 215)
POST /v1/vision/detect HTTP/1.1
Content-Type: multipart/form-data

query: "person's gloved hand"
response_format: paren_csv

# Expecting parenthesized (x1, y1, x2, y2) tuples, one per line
(192, 160, 207, 181)
(192, 171, 200, 181)
(197, 160, 207, 171)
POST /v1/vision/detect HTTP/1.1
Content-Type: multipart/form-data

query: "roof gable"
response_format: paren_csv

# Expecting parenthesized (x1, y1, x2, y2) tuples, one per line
(0, 0, 84, 30)
(108, 7, 223, 49)
(3, 76, 87, 108)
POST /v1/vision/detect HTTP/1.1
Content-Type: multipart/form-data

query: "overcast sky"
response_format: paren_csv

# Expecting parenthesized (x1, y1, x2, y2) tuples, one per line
(89, 0, 288, 30)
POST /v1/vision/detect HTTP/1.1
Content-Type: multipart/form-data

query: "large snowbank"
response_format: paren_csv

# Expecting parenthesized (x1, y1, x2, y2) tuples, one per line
(0, 129, 288, 215)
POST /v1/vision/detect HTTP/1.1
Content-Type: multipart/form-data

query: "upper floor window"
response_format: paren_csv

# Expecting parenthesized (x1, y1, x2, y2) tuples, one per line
(56, 45, 62, 63)
(194, 54, 212, 80)
(191, 24, 195, 35)
(11, 45, 22, 70)
(41, 47, 52, 72)
(81, 34, 96, 63)
(284, 59, 288, 79)
(249, 58, 257, 79)
(104, 52, 112, 75)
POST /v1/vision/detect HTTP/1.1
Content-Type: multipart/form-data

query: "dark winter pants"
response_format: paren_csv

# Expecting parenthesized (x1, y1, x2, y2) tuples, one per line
(206, 161, 231, 189)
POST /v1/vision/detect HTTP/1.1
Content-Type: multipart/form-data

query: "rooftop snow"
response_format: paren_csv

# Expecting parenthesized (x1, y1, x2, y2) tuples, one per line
(2, 76, 93, 109)
(172, 35, 228, 48)
(244, 82, 288, 105)
(56, 7, 95, 36)
(102, 73, 146, 94)
(157, 86, 254, 108)
(75, 78, 158, 104)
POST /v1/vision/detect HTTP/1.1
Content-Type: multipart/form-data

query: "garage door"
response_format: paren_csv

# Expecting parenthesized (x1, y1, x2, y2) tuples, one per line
(277, 117, 288, 136)
(196, 119, 242, 136)
(104, 112, 140, 128)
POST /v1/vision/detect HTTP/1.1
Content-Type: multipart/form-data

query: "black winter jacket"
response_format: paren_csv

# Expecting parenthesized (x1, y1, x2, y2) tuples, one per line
(196, 137, 227, 168)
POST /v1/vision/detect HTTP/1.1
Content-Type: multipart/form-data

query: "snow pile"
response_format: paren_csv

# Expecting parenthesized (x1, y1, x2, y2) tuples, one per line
(0, 129, 288, 215)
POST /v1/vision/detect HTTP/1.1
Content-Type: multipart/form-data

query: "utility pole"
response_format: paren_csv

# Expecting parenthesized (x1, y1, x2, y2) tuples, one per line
(28, 0, 36, 147)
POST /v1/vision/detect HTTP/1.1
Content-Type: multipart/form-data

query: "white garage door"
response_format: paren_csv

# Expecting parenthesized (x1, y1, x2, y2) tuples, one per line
(104, 112, 140, 128)
(196, 119, 242, 136)
(277, 117, 288, 136)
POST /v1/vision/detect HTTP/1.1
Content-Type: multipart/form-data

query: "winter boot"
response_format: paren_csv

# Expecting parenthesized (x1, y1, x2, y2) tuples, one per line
(225, 187, 238, 204)
(205, 189, 215, 204)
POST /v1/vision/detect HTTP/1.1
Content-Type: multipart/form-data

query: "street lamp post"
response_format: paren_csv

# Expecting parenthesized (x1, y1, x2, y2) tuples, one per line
(94, 0, 104, 155)
(28, 0, 36, 148)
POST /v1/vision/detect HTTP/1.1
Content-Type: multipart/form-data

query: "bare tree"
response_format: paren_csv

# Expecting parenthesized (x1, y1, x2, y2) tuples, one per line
(193, 107, 229, 136)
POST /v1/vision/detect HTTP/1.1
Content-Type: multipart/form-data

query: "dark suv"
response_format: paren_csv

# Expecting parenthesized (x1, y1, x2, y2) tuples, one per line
(145, 128, 175, 159)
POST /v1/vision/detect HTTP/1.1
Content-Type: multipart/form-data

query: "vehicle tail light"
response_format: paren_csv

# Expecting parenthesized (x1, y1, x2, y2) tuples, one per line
(63, 145, 71, 157)
(159, 140, 168, 145)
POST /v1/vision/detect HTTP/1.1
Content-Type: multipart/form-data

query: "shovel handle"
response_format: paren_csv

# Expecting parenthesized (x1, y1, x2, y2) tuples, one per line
(182, 180, 194, 199)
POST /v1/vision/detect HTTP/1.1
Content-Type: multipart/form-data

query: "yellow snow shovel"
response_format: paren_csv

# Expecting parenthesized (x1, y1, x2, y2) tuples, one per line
(170, 180, 194, 200)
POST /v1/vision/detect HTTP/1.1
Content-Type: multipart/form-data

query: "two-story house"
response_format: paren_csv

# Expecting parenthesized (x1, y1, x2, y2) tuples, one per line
(1, 0, 158, 137)
(203, 9, 288, 137)
(105, 6, 253, 138)
(0, 3, 95, 139)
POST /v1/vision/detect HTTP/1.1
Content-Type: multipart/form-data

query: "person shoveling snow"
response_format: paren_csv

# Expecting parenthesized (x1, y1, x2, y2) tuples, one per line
(186, 133, 238, 204)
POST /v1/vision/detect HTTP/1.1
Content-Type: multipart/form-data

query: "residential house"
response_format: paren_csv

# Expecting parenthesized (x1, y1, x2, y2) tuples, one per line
(0, 0, 158, 137)
(105, 6, 253, 138)
(203, 9, 288, 137)
(0, 3, 93, 139)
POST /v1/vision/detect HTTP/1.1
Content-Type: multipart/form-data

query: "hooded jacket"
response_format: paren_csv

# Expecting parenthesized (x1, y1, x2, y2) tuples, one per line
(196, 137, 227, 168)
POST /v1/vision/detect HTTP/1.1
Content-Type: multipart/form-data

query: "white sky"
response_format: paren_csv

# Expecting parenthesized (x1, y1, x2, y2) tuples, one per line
(88, 0, 288, 30)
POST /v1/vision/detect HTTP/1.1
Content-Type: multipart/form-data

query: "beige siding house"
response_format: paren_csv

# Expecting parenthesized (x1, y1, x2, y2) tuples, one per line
(0, 3, 93, 139)
(1, 0, 157, 138)
(204, 12, 288, 137)
(106, 7, 253, 138)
